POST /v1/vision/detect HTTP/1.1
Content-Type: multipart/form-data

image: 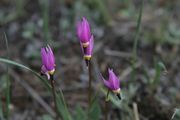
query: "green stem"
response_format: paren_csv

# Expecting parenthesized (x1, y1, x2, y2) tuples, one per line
(39, 0, 51, 45)
(105, 89, 110, 120)
(88, 60, 92, 118)
(50, 75, 58, 120)
(131, 0, 143, 80)
(4, 32, 10, 120)
(132, 0, 143, 61)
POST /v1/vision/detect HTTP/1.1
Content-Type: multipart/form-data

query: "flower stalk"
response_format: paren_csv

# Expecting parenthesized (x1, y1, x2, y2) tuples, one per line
(40, 45, 59, 119)
(50, 75, 58, 119)
(88, 60, 92, 109)
(105, 89, 110, 120)
(76, 17, 94, 112)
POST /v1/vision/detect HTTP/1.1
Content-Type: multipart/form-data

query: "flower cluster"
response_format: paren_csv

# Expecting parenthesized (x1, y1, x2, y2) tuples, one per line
(40, 17, 121, 100)
(76, 17, 94, 66)
(40, 45, 55, 80)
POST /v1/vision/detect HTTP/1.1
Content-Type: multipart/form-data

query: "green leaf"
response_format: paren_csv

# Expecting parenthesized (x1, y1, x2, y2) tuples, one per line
(56, 88, 72, 120)
(42, 114, 54, 120)
(132, 0, 144, 60)
(172, 109, 180, 120)
(89, 96, 101, 120)
(0, 58, 51, 91)
(152, 61, 167, 86)
(0, 99, 4, 120)
(4, 32, 11, 119)
(75, 106, 87, 120)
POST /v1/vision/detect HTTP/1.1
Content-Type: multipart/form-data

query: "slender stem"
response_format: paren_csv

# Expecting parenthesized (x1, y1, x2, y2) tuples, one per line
(88, 60, 92, 117)
(131, 0, 143, 80)
(105, 89, 110, 120)
(50, 75, 58, 120)
(132, 0, 143, 61)
(4, 32, 10, 120)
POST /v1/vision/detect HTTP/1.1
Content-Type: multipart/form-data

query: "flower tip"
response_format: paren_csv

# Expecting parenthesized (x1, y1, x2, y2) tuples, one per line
(82, 17, 87, 21)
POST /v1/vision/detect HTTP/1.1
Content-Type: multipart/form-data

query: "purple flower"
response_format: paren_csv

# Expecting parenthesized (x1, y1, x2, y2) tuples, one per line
(77, 17, 91, 47)
(83, 35, 94, 61)
(101, 69, 121, 99)
(41, 65, 50, 80)
(41, 45, 55, 77)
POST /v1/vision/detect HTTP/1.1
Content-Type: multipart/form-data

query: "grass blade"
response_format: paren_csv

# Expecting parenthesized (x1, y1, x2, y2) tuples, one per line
(0, 58, 51, 91)
(132, 0, 144, 60)
(4, 32, 11, 119)
(56, 88, 72, 120)
(0, 98, 4, 120)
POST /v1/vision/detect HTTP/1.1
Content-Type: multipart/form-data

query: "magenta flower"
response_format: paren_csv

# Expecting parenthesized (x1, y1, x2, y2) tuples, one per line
(83, 35, 94, 61)
(77, 17, 91, 47)
(101, 69, 121, 99)
(40, 45, 55, 79)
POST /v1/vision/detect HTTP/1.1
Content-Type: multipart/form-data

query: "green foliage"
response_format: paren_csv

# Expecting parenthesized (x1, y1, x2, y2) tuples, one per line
(101, 87, 135, 120)
(89, 97, 101, 120)
(4, 33, 10, 119)
(42, 114, 54, 120)
(75, 106, 87, 120)
(56, 89, 72, 120)
(150, 62, 167, 88)
(0, 58, 50, 90)
(172, 109, 180, 120)
(132, 0, 144, 61)
(39, 0, 51, 44)
(0, 98, 4, 120)
(0, 58, 72, 120)
(74, 96, 101, 120)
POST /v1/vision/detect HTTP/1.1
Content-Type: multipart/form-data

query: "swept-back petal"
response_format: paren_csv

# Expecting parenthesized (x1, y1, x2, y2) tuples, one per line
(41, 45, 55, 72)
(82, 17, 91, 41)
(100, 73, 112, 89)
(85, 35, 94, 56)
(76, 17, 91, 43)
(41, 48, 48, 66)
(108, 68, 120, 90)
(47, 45, 55, 65)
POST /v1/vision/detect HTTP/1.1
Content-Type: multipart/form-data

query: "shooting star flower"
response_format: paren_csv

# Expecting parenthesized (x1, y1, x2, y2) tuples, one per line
(77, 17, 91, 48)
(101, 69, 121, 100)
(40, 45, 55, 79)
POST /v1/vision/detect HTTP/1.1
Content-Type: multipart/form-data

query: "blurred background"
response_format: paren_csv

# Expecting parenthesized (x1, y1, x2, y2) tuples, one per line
(0, 0, 179, 120)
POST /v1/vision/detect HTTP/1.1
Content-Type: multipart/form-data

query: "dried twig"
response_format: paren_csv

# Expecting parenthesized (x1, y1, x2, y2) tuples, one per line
(133, 102, 140, 120)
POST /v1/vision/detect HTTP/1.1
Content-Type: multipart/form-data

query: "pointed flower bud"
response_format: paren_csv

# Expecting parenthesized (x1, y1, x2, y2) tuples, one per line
(101, 69, 121, 99)
(77, 17, 91, 47)
(41, 45, 55, 78)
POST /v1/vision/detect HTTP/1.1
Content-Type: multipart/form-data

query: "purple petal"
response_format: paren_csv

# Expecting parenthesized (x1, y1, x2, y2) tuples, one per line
(41, 65, 50, 80)
(82, 17, 91, 41)
(76, 17, 91, 43)
(41, 65, 48, 74)
(41, 46, 55, 71)
(45, 46, 55, 71)
(47, 45, 55, 65)
(108, 69, 120, 90)
(85, 35, 94, 56)
(41, 48, 48, 67)
(100, 73, 112, 89)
